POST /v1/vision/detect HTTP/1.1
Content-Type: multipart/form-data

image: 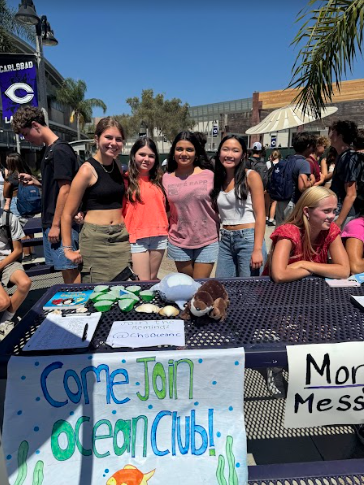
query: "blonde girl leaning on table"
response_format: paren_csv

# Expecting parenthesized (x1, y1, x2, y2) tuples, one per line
(123, 137, 168, 281)
(262, 186, 349, 399)
(262, 186, 349, 283)
(61, 117, 130, 283)
(211, 134, 267, 277)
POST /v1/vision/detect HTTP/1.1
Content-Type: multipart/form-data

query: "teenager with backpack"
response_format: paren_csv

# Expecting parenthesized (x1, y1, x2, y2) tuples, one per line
(12, 106, 80, 284)
(329, 120, 360, 229)
(247, 142, 269, 189)
(268, 132, 313, 226)
(3, 153, 41, 262)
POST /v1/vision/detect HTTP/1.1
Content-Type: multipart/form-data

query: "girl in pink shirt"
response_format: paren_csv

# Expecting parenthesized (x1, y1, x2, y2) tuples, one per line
(163, 131, 219, 279)
(341, 209, 364, 274)
(124, 138, 168, 280)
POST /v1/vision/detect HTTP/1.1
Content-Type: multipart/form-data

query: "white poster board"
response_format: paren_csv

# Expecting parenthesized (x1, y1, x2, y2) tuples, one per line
(3, 348, 247, 484)
(285, 342, 364, 428)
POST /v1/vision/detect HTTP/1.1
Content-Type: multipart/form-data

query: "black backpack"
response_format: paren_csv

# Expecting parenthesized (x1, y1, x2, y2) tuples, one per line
(17, 183, 42, 216)
(247, 157, 269, 190)
(267, 157, 295, 201)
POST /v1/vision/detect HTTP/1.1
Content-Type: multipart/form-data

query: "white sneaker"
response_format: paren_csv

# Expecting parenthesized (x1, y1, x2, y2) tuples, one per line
(0, 320, 15, 341)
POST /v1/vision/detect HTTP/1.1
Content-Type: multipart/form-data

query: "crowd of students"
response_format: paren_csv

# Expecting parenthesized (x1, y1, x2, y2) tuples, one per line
(0, 108, 363, 346)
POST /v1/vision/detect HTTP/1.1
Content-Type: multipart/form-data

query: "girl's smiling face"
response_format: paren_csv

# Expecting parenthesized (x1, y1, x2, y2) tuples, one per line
(305, 195, 337, 231)
(174, 140, 196, 169)
(96, 127, 123, 159)
(134, 145, 156, 175)
(219, 139, 244, 170)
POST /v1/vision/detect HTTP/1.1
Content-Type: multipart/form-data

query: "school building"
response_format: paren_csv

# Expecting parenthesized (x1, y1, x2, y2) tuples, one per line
(190, 79, 364, 150)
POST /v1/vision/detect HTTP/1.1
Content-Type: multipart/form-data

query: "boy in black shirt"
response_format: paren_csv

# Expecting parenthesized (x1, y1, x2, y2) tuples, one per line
(12, 107, 80, 284)
(329, 120, 359, 228)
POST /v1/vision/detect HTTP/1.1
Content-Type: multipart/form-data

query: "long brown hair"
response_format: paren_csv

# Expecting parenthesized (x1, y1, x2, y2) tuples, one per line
(126, 137, 164, 203)
(5, 152, 32, 177)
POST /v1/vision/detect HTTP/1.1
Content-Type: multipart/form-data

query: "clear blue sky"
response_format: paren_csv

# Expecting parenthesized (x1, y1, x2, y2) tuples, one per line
(8, 0, 364, 117)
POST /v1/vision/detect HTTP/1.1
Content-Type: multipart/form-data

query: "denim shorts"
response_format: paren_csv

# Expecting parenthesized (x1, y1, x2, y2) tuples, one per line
(43, 226, 79, 270)
(216, 227, 267, 278)
(131, 236, 168, 254)
(167, 240, 219, 263)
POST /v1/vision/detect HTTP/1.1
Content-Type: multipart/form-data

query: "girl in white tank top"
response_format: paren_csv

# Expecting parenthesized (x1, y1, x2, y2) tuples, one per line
(210, 135, 267, 277)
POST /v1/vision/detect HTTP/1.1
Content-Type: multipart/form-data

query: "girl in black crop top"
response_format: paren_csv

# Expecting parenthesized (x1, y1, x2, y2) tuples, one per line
(61, 117, 131, 283)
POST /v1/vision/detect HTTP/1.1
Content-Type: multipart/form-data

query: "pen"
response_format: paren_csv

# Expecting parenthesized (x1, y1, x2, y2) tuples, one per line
(82, 323, 88, 341)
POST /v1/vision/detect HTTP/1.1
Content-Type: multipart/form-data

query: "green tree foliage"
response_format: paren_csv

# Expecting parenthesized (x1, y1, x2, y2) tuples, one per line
(113, 113, 139, 140)
(0, 0, 34, 52)
(125, 89, 194, 142)
(56, 78, 107, 139)
(289, 0, 364, 117)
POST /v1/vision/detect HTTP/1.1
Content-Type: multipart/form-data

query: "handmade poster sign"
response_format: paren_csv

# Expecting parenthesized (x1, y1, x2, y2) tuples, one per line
(3, 347, 247, 484)
(285, 342, 364, 427)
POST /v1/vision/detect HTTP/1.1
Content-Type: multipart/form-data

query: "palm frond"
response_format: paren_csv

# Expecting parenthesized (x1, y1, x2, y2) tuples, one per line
(289, 0, 364, 117)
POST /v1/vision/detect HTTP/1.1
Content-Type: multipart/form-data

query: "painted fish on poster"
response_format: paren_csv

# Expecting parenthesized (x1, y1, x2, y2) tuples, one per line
(106, 464, 155, 485)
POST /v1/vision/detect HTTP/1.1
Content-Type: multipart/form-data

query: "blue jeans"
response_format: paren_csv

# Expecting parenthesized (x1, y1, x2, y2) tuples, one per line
(43, 226, 79, 270)
(216, 228, 267, 278)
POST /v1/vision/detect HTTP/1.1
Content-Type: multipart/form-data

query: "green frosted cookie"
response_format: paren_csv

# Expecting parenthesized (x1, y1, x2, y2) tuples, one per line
(94, 293, 117, 302)
(110, 285, 125, 296)
(93, 285, 109, 293)
(94, 300, 113, 312)
(139, 290, 155, 302)
(127, 285, 141, 296)
(118, 299, 137, 312)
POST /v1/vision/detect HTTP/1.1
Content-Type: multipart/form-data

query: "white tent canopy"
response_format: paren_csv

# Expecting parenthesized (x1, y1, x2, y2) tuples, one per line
(246, 105, 338, 135)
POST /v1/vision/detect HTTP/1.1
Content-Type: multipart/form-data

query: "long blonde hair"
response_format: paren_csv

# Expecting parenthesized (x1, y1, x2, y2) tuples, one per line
(284, 186, 337, 259)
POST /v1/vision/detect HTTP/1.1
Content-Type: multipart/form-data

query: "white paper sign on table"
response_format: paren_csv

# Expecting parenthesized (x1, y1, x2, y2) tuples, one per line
(106, 319, 185, 348)
(285, 342, 364, 428)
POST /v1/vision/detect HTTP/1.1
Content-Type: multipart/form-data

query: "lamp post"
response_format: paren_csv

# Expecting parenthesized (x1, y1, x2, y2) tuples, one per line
(15, 0, 58, 124)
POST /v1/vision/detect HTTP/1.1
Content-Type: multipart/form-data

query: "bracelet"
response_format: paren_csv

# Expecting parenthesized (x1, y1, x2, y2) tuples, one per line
(63, 245, 73, 249)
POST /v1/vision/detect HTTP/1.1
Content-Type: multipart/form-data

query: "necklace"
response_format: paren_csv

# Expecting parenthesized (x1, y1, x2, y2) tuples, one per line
(99, 159, 115, 173)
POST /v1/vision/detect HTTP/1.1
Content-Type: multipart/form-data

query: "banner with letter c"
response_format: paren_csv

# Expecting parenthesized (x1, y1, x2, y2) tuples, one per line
(0, 53, 38, 120)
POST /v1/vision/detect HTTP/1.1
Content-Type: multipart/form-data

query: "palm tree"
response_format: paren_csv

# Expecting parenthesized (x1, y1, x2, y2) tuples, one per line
(0, 0, 34, 52)
(56, 78, 107, 139)
(289, 0, 364, 117)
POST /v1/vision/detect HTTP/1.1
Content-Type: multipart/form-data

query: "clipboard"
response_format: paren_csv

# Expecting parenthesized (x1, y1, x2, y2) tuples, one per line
(22, 312, 102, 352)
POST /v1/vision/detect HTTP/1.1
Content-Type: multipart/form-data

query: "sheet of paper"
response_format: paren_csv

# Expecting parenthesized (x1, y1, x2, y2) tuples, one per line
(23, 312, 102, 351)
(351, 295, 364, 308)
(106, 319, 185, 348)
(325, 278, 360, 287)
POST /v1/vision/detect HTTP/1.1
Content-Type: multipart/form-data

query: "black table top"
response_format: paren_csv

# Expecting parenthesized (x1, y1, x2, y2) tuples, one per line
(1, 276, 364, 377)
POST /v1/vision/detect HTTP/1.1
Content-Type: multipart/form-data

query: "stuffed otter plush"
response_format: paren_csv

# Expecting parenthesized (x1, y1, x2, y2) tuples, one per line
(181, 280, 229, 321)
